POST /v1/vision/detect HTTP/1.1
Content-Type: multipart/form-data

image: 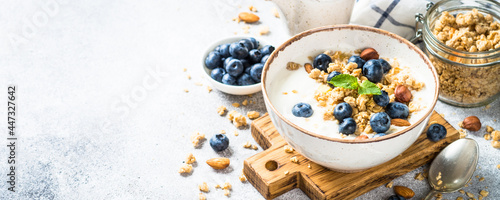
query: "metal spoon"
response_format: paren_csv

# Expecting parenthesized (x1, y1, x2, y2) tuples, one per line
(424, 138, 479, 200)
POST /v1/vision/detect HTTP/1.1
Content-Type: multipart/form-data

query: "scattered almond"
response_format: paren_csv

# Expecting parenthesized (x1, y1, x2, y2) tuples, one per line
(304, 63, 313, 73)
(391, 118, 411, 126)
(394, 186, 415, 199)
(206, 157, 230, 170)
(395, 85, 412, 103)
(239, 12, 260, 23)
(360, 48, 379, 61)
(462, 116, 481, 131)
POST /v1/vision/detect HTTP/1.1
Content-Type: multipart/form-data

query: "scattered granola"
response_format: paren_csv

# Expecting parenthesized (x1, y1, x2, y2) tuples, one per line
(232, 103, 240, 108)
(466, 192, 475, 198)
(239, 173, 247, 182)
(491, 140, 500, 148)
(191, 132, 206, 147)
(456, 197, 463, 200)
(307, 164, 311, 169)
(497, 164, 500, 169)
(217, 106, 227, 116)
(207, 86, 212, 93)
(258, 25, 269, 36)
(242, 99, 248, 106)
(247, 111, 260, 119)
(194, 82, 203, 86)
(479, 177, 485, 182)
(234, 130, 239, 136)
(199, 182, 210, 192)
(486, 125, 494, 133)
(199, 193, 206, 200)
(272, 8, 280, 18)
(224, 189, 231, 197)
(186, 153, 196, 164)
(178, 163, 193, 174)
(251, 144, 258, 150)
(480, 190, 489, 197)
(284, 145, 294, 153)
(415, 172, 425, 181)
(215, 184, 221, 189)
(491, 130, 500, 140)
(248, 5, 257, 12)
(458, 129, 467, 139)
(220, 130, 226, 134)
(290, 156, 299, 164)
(227, 110, 247, 128)
(187, 75, 191, 80)
(284, 171, 289, 175)
(183, 68, 187, 72)
(184, 89, 189, 93)
(242, 25, 250, 34)
(386, 181, 394, 188)
(286, 62, 301, 70)
(222, 182, 232, 190)
(484, 133, 491, 140)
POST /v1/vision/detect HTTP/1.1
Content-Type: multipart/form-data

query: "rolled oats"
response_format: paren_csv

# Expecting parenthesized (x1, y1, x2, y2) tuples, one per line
(198, 193, 206, 200)
(178, 163, 193, 174)
(247, 111, 260, 119)
(191, 132, 205, 147)
(217, 106, 227, 116)
(199, 182, 210, 192)
(227, 110, 247, 128)
(186, 153, 196, 164)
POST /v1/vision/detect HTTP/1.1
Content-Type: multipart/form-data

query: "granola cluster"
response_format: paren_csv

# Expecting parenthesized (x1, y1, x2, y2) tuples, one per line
(308, 51, 424, 135)
(430, 9, 500, 104)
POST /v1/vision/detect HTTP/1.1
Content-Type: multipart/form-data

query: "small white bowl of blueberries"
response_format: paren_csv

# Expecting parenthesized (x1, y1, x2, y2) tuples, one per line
(202, 36, 274, 95)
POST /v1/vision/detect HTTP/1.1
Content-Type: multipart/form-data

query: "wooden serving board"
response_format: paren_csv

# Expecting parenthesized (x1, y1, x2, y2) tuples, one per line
(243, 111, 459, 200)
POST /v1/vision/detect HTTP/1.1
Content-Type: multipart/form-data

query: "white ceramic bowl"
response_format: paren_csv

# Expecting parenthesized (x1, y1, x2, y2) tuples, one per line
(202, 36, 272, 95)
(262, 25, 439, 172)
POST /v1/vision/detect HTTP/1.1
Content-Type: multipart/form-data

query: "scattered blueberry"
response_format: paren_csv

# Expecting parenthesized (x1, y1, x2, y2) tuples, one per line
(248, 49, 263, 63)
(313, 54, 332, 72)
(427, 124, 447, 142)
(373, 90, 390, 107)
(370, 112, 391, 133)
(225, 59, 244, 77)
(339, 118, 356, 135)
(362, 59, 384, 83)
(334, 102, 353, 122)
(261, 54, 270, 63)
(348, 55, 366, 69)
(260, 45, 275, 55)
(221, 74, 237, 85)
(372, 133, 386, 138)
(205, 51, 222, 69)
(210, 134, 229, 152)
(292, 103, 314, 118)
(385, 102, 410, 119)
(250, 63, 264, 83)
(239, 38, 255, 50)
(210, 68, 226, 82)
(326, 71, 341, 88)
(229, 42, 249, 59)
(237, 73, 256, 86)
(387, 195, 406, 200)
(218, 43, 231, 58)
(249, 37, 259, 49)
(378, 59, 392, 73)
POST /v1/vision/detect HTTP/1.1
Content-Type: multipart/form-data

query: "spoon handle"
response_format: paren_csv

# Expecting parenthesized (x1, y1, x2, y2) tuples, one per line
(424, 190, 439, 200)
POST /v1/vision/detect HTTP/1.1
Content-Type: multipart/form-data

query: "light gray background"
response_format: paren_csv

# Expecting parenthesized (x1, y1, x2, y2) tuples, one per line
(0, 0, 498, 199)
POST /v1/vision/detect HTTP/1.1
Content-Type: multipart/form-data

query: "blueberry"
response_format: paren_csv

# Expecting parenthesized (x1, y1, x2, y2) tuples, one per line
(218, 43, 231, 58)
(205, 51, 222, 69)
(248, 49, 263, 63)
(240, 59, 251, 68)
(373, 90, 390, 107)
(372, 133, 386, 138)
(210, 134, 229, 152)
(362, 59, 384, 83)
(250, 63, 264, 83)
(427, 124, 447, 142)
(334, 102, 353, 122)
(378, 59, 392, 73)
(214, 45, 220, 52)
(385, 102, 409, 119)
(223, 57, 234, 68)
(370, 112, 391, 133)
(348, 55, 366, 69)
(387, 195, 406, 200)
(249, 37, 259, 49)
(339, 118, 356, 135)
(261, 54, 270, 63)
(221, 74, 237, 85)
(326, 71, 341, 88)
(239, 38, 255, 50)
(225, 59, 244, 77)
(292, 103, 313, 118)
(237, 73, 256, 86)
(244, 66, 252, 74)
(313, 54, 332, 72)
(260, 45, 275, 55)
(210, 68, 226, 82)
(229, 42, 249, 59)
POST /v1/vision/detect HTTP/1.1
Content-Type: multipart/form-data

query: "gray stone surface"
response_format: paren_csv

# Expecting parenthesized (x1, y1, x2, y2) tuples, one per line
(0, 0, 498, 199)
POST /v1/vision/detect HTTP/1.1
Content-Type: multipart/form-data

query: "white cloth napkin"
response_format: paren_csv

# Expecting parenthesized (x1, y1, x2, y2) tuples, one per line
(349, 0, 433, 40)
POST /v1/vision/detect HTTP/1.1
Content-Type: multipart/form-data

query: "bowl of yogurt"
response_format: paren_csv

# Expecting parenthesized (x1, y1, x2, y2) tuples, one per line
(262, 25, 439, 172)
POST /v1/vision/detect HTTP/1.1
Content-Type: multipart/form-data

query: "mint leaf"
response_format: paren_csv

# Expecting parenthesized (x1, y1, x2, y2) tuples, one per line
(358, 80, 382, 95)
(328, 74, 358, 90)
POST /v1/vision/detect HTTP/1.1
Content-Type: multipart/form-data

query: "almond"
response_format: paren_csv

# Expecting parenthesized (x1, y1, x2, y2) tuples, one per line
(394, 186, 415, 199)
(391, 118, 411, 126)
(206, 157, 230, 170)
(462, 116, 481, 131)
(394, 85, 412, 103)
(304, 63, 313, 73)
(360, 48, 379, 61)
(238, 12, 260, 23)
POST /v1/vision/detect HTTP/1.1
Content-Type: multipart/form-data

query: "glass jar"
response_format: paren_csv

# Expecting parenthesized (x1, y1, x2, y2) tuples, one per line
(417, 0, 500, 107)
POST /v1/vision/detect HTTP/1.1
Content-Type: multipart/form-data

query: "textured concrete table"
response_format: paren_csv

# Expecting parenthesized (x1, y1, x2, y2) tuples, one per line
(0, 0, 498, 199)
